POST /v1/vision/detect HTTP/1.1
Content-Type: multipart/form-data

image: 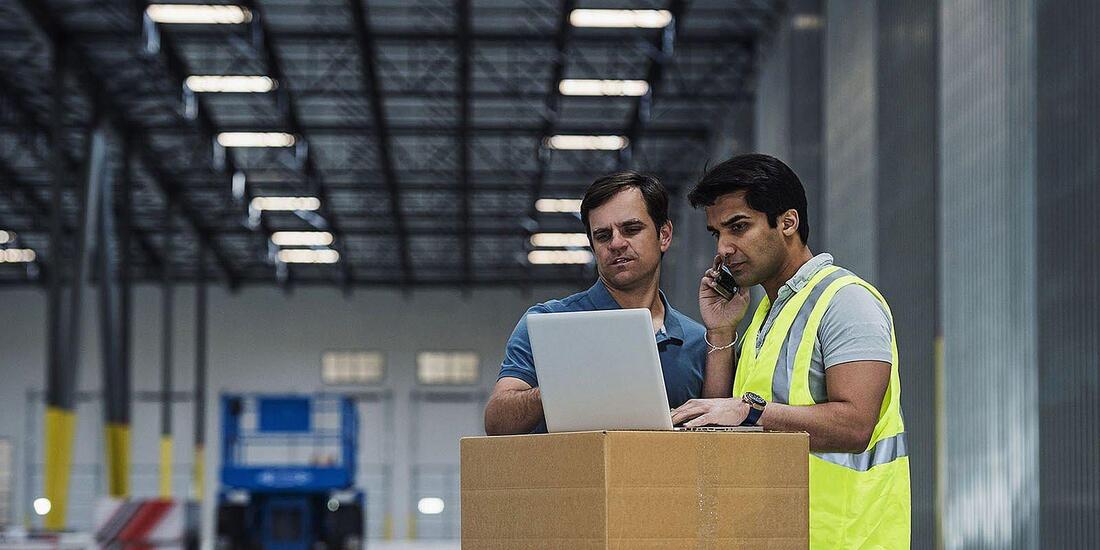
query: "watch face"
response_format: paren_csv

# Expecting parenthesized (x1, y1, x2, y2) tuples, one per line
(744, 392, 766, 407)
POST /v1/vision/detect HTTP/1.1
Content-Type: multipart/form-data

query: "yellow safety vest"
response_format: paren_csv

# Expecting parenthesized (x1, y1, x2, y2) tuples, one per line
(734, 265, 911, 549)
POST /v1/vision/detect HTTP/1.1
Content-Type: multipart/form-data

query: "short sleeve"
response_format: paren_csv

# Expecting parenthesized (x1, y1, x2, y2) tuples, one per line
(819, 285, 893, 369)
(496, 305, 549, 387)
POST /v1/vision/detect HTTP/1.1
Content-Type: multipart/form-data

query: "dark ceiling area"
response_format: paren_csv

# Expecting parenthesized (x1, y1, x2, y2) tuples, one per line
(0, 0, 781, 289)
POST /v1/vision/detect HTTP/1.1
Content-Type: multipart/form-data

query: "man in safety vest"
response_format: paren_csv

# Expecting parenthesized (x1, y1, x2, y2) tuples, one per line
(672, 153, 911, 548)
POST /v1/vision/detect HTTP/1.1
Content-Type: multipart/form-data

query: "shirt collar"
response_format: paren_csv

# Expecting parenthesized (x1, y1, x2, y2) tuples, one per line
(586, 279, 685, 344)
(779, 253, 834, 299)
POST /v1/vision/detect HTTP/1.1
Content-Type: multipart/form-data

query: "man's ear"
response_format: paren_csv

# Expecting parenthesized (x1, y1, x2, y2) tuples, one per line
(659, 220, 673, 252)
(780, 209, 799, 238)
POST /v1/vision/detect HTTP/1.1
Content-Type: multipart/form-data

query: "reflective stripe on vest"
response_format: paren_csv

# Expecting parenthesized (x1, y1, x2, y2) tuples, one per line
(815, 431, 908, 472)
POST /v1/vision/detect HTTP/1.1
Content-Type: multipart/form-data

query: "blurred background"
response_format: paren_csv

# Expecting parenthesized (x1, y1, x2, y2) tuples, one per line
(0, 0, 1095, 548)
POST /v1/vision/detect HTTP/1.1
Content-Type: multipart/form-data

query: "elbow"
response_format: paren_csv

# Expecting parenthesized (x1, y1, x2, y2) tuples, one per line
(484, 419, 504, 436)
(483, 402, 501, 435)
(482, 398, 512, 436)
(848, 424, 876, 453)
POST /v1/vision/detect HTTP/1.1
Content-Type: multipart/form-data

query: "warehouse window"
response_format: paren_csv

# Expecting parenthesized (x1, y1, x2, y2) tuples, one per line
(322, 351, 385, 385)
(0, 438, 10, 527)
(417, 351, 479, 385)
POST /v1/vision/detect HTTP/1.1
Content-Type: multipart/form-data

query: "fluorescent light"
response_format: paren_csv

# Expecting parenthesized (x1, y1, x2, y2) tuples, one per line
(791, 14, 824, 30)
(186, 75, 276, 93)
(528, 250, 594, 265)
(546, 135, 628, 151)
(569, 9, 672, 28)
(271, 231, 334, 247)
(33, 498, 51, 516)
(217, 132, 295, 148)
(417, 497, 445, 515)
(0, 249, 36, 263)
(559, 79, 649, 97)
(531, 233, 590, 248)
(0, 230, 13, 244)
(146, 4, 252, 24)
(535, 198, 582, 213)
(250, 197, 321, 211)
(278, 249, 340, 264)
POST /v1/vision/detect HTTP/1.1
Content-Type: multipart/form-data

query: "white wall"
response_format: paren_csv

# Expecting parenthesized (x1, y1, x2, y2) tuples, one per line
(0, 282, 574, 541)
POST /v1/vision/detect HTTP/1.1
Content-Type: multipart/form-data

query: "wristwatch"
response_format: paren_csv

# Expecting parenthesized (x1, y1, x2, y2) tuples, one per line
(741, 392, 766, 426)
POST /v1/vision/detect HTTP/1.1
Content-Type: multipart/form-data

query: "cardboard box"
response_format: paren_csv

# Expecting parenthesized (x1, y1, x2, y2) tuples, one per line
(461, 430, 808, 549)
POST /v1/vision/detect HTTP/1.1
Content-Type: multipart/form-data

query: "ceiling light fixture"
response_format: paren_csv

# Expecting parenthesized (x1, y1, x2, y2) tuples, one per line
(546, 135, 628, 151)
(0, 230, 13, 244)
(534, 198, 582, 213)
(791, 14, 825, 30)
(271, 231, 335, 247)
(217, 132, 295, 148)
(277, 249, 340, 264)
(558, 79, 650, 97)
(528, 250, 594, 265)
(530, 233, 590, 248)
(250, 197, 321, 212)
(146, 4, 252, 24)
(185, 75, 276, 93)
(569, 9, 673, 29)
(0, 249, 36, 263)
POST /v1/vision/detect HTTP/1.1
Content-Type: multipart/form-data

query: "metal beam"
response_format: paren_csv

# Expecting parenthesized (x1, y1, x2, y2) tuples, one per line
(96, 134, 129, 497)
(115, 135, 134, 497)
(42, 40, 73, 530)
(159, 199, 174, 498)
(457, 0, 473, 288)
(142, 122, 712, 138)
(45, 116, 108, 530)
(168, 168, 696, 188)
(620, 0, 691, 170)
(346, 0, 414, 286)
(71, 27, 754, 47)
(192, 242, 207, 502)
(292, 89, 753, 102)
(16, 0, 242, 285)
(238, 0, 354, 285)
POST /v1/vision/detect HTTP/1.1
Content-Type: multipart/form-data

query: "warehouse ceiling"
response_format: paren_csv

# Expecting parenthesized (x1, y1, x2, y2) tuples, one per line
(0, 0, 781, 289)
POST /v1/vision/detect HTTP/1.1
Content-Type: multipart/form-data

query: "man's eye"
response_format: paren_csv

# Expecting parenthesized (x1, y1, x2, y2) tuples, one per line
(732, 223, 747, 232)
(593, 233, 610, 242)
(710, 232, 719, 239)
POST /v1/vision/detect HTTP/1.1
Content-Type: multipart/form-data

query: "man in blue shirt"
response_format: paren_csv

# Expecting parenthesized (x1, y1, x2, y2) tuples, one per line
(484, 171, 738, 435)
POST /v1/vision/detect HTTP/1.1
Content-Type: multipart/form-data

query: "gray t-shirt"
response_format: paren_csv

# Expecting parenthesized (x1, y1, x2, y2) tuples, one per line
(742, 254, 893, 403)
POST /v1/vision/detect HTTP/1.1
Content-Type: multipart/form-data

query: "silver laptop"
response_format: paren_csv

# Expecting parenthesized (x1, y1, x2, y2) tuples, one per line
(528, 308, 759, 433)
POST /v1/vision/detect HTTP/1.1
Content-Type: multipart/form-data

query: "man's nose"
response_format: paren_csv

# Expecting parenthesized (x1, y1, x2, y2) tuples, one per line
(718, 238, 738, 259)
(609, 231, 628, 250)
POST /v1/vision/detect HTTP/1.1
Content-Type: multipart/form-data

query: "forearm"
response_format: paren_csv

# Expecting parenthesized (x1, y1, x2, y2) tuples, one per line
(701, 328, 735, 398)
(759, 401, 875, 453)
(484, 387, 543, 435)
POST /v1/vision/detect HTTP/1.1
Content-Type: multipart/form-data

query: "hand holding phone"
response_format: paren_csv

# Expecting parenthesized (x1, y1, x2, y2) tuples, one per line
(713, 262, 739, 301)
(700, 255, 750, 333)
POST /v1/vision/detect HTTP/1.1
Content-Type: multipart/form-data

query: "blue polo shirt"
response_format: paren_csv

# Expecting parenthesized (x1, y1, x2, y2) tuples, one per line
(497, 280, 708, 433)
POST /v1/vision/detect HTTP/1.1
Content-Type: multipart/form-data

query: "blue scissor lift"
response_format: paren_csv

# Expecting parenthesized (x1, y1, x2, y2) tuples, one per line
(216, 394, 365, 550)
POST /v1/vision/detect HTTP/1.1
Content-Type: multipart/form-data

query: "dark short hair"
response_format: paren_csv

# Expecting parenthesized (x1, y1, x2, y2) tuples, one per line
(580, 171, 670, 234)
(688, 153, 810, 244)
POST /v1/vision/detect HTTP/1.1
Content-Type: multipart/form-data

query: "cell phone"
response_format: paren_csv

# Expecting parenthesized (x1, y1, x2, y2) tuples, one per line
(713, 264, 739, 301)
